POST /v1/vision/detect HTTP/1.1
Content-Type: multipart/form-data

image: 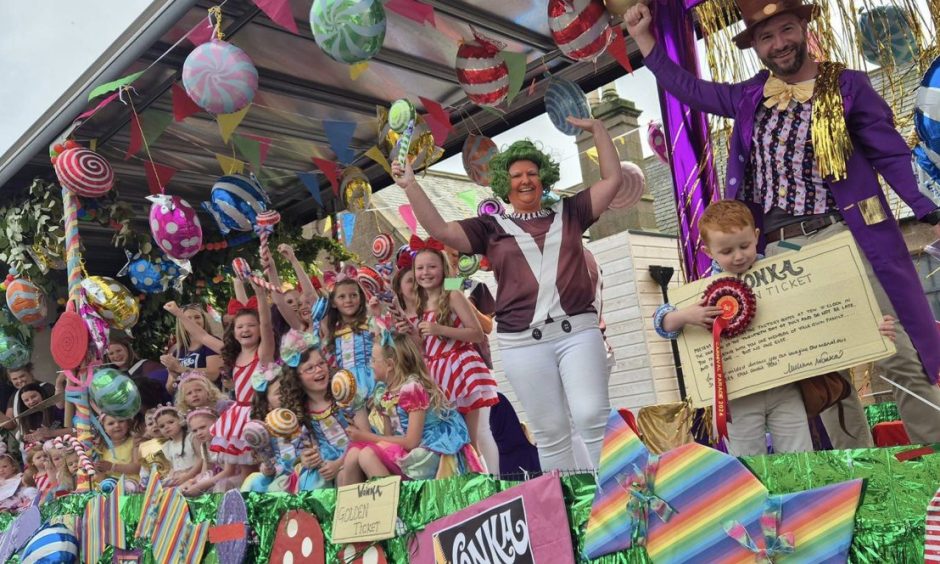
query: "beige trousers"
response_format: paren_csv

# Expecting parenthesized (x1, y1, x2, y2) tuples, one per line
(765, 222, 940, 446)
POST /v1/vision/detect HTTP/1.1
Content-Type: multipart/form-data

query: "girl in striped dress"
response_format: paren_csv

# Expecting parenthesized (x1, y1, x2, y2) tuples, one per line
(412, 245, 500, 472)
(210, 280, 275, 484)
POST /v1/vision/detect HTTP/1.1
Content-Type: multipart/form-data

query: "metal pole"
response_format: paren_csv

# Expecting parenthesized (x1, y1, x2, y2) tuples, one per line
(649, 265, 687, 400)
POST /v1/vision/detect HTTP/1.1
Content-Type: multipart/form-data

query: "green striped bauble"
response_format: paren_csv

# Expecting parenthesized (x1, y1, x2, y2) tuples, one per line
(310, 0, 387, 65)
(90, 367, 141, 420)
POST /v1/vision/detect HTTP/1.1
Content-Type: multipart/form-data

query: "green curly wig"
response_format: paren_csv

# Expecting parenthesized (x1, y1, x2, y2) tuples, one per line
(488, 140, 561, 203)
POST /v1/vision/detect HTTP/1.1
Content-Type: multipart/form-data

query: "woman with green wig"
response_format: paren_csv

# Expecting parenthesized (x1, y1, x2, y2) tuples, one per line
(393, 117, 623, 471)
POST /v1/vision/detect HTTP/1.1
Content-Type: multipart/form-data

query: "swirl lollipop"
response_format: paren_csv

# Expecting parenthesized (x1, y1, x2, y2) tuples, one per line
(389, 99, 416, 169)
(54, 147, 115, 198)
(331, 369, 358, 408)
(477, 198, 505, 217)
(457, 255, 481, 278)
(356, 266, 384, 298)
(254, 210, 281, 269)
(243, 420, 272, 454)
(372, 233, 394, 262)
(265, 408, 300, 439)
(50, 310, 88, 370)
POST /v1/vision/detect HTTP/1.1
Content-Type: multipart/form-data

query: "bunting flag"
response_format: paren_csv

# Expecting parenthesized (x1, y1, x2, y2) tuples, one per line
(125, 109, 174, 166)
(297, 171, 323, 207)
(312, 158, 340, 196)
(457, 190, 478, 212)
(217, 105, 251, 143)
(78, 92, 119, 121)
(125, 111, 144, 160)
(323, 120, 357, 164)
(350, 61, 369, 80)
(398, 204, 418, 234)
(321, 216, 332, 236)
(364, 145, 392, 176)
(172, 83, 202, 122)
(232, 134, 262, 173)
(341, 212, 357, 245)
(216, 154, 246, 175)
(144, 161, 177, 195)
(502, 51, 528, 104)
(187, 17, 214, 46)
(88, 70, 145, 101)
(241, 133, 271, 165)
(385, 0, 435, 26)
(252, 0, 298, 33)
(609, 26, 634, 74)
(419, 96, 453, 146)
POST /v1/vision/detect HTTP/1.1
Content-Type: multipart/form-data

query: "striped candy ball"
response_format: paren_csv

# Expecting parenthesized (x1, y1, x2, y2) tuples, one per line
(457, 255, 480, 277)
(455, 37, 509, 107)
(148, 195, 203, 261)
(372, 233, 393, 261)
(203, 174, 270, 234)
(310, 0, 386, 65)
(54, 147, 114, 197)
(609, 161, 646, 210)
(859, 6, 918, 67)
(462, 135, 498, 186)
(265, 408, 299, 438)
(181, 39, 258, 114)
(5, 279, 47, 328)
(916, 56, 940, 156)
(544, 78, 592, 136)
(548, 0, 613, 62)
(20, 524, 79, 564)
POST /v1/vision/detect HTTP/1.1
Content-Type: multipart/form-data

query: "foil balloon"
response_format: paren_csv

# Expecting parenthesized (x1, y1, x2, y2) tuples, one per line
(341, 167, 372, 212)
(604, 0, 641, 16)
(81, 276, 139, 331)
(19, 523, 79, 564)
(203, 174, 271, 234)
(147, 195, 203, 260)
(379, 112, 444, 172)
(648, 121, 669, 164)
(310, 0, 387, 65)
(0, 330, 30, 369)
(5, 279, 47, 328)
(609, 161, 646, 210)
(89, 367, 141, 420)
(455, 30, 509, 107)
(181, 39, 258, 114)
(53, 147, 114, 198)
(548, 0, 613, 62)
(123, 256, 168, 294)
(545, 78, 592, 136)
(859, 5, 919, 67)
(915, 56, 940, 157)
(541, 189, 562, 208)
(462, 135, 498, 186)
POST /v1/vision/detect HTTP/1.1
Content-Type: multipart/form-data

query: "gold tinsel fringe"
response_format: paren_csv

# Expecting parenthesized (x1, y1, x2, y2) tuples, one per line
(812, 62, 852, 181)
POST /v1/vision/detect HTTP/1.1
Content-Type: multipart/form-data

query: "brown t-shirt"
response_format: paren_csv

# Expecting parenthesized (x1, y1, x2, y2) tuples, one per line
(458, 189, 598, 333)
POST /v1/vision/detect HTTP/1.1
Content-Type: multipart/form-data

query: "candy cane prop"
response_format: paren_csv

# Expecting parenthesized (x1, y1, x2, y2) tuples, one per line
(58, 435, 95, 477)
(232, 258, 285, 294)
(254, 210, 280, 270)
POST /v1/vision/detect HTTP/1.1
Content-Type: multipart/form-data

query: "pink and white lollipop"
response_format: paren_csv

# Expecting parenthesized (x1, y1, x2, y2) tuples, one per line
(54, 147, 115, 198)
(232, 258, 284, 294)
(148, 195, 203, 261)
(372, 234, 394, 262)
(181, 39, 258, 114)
(243, 420, 272, 454)
(254, 210, 281, 269)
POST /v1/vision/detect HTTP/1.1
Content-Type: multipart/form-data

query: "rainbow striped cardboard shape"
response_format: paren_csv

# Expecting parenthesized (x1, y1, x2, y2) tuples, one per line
(583, 410, 863, 563)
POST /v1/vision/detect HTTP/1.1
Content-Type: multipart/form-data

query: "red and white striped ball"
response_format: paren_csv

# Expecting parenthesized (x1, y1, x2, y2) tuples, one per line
(54, 148, 114, 197)
(548, 0, 614, 62)
(372, 233, 393, 262)
(455, 37, 509, 107)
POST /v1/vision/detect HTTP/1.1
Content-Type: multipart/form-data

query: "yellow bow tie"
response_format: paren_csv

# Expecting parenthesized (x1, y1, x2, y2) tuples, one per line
(763, 77, 816, 110)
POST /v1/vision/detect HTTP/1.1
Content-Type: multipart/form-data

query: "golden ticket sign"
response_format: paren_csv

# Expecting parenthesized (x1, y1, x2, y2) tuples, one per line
(332, 475, 401, 544)
(671, 232, 896, 407)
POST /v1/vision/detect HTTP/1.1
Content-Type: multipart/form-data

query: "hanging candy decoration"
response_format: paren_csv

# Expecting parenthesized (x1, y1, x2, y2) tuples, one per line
(477, 197, 505, 217)
(203, 174, 271, 234)
(916, 56, 940, 156)
(147, 195, 203, 261)
(19, 523, 79, 564)
(378, 110, 443, 172)
(859, 5, 919, 67)
(53, 146, 115, 198)
(372, 234, 394, 262)
(89, 367, 141, 420)
(49, 310, 88, 370)
(5, 279, 47, 328)
(341, 167, 372, 212)
(0, 330, 30, 369)
(455, 30, 510, 107)
(181, 9, 258, 114)
(81, 276, 139, 331)
(609, 161, 646, 210)
(462, 135, 498, 186)
(647, 121, 669, 164)
(310, 0, 387, 65)
(548, 0, 614, 62)
(121, 255, 168, 294)
(545, 78, 592, 136)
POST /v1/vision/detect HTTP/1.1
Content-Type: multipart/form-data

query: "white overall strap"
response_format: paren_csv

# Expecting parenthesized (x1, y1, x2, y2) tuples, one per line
(492, 203, 567, 324)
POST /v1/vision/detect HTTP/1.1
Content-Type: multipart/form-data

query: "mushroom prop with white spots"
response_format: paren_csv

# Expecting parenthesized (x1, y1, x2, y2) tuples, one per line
(269, 510, 325, 564)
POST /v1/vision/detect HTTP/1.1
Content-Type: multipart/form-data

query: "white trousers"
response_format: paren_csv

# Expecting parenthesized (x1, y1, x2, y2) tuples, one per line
(726, 383, 814, 457)
(499, 328, 611, 471)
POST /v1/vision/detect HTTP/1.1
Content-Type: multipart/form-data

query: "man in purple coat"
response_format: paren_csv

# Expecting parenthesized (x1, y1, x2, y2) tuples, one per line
(626, 0, 940, 445)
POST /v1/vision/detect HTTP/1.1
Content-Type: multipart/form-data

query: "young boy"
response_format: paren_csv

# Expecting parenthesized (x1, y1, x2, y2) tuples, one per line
(653, 200, 893, 456)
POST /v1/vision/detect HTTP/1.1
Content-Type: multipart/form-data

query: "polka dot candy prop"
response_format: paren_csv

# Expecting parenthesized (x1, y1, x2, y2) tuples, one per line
(547, 0, 613, 62)
(80, 276, 139, 331)
(181, 40, 258, 114)
(270, 510, 325, 564)
(53, 147, 115, 198)
(148, 195, 203, 261)
(310, 0, 387, 65)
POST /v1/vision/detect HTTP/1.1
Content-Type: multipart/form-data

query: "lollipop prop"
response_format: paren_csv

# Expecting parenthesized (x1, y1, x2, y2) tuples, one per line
(389, 99, 416, 170)
(231, 257, 285, 294)
(254, 210, 281, 269)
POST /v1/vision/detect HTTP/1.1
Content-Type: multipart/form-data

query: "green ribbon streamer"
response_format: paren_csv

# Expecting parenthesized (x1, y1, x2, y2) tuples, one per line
(87, 71, 145, 101)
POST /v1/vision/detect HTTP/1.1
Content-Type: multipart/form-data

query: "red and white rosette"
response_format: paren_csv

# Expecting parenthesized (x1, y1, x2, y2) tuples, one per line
(547, 0, 614, 62)
(54, 147, 115, 198)
(702, 277, 757, 441)
(455, 30, 509, 107)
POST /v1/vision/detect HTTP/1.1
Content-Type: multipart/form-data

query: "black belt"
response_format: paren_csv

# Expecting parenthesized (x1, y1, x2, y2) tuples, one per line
(765, 214, 842, 243)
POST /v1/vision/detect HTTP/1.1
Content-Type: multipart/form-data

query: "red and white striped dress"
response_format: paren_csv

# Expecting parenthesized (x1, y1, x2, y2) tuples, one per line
(209, 353, 258, 458)
(422, 311, 498, 414)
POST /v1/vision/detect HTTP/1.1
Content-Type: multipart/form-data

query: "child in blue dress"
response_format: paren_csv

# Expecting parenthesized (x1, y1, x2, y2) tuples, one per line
(317, 271, 376, 401)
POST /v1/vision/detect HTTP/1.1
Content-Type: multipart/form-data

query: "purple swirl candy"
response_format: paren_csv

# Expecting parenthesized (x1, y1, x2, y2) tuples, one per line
(477, 197, 504, 217)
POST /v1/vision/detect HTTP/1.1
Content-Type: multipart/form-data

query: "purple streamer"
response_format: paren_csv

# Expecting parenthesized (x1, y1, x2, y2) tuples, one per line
(654, 0, 719, 280)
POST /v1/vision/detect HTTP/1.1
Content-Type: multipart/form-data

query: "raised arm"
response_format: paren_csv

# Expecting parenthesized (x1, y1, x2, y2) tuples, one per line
(567, 118, 623, 218)
(262, 252, 305, 331)
(278, 243, 320, 299)
(392, 160, 473, 254)
(163, 302, 223, 353)
(251, 282, 276, 364)
(233, 276, 249, 304)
